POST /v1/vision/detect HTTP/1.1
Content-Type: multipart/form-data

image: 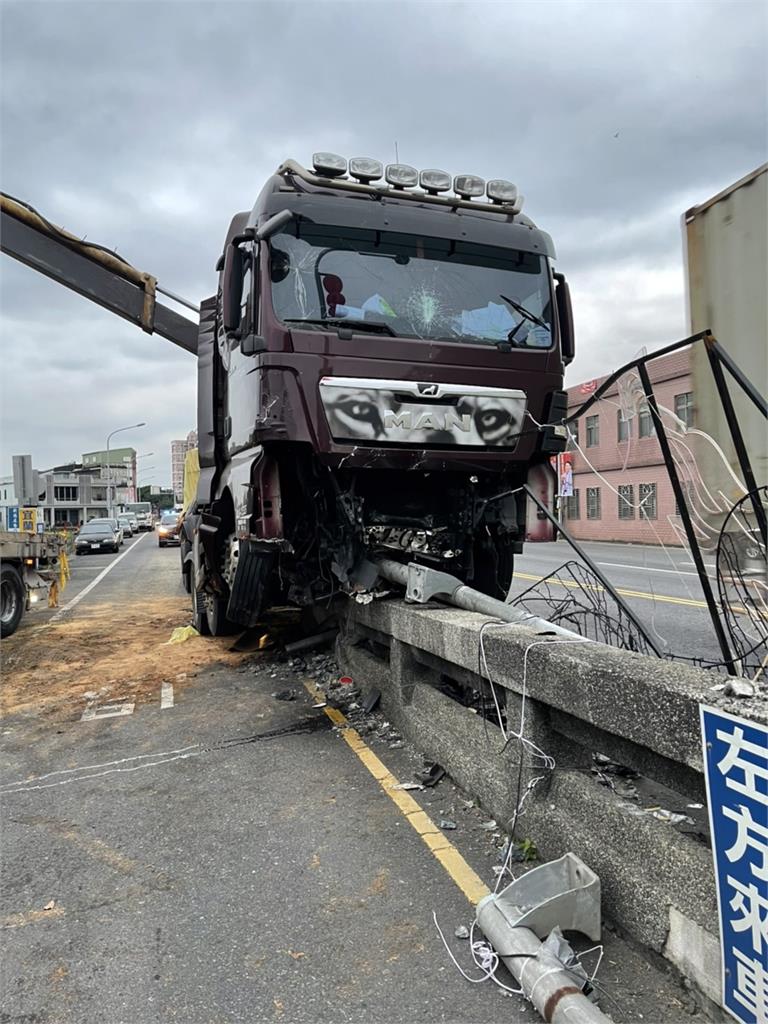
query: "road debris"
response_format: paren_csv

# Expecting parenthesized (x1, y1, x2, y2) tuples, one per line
(454, 925, 469, 939)
(417, 763, 446, 788)
(392, 782, 424, 792)
(272, 690, 296, 702)
(166, 625, 200, 644)
(438, 818, 457, 830)
(724, 679, 755, 698)
(362, 688, 381, 713)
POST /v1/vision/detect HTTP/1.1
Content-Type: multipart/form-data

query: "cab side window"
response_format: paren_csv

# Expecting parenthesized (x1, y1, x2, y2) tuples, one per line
(238, 252, 253, 337)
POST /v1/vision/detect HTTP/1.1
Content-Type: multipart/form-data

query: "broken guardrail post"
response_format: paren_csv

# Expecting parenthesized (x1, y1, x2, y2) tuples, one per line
(475, 853, 612, 1023)
(375, 558, 586, 641)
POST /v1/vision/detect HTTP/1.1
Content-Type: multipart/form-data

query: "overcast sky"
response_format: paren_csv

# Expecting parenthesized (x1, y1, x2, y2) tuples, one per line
(1, 0, 766, 485)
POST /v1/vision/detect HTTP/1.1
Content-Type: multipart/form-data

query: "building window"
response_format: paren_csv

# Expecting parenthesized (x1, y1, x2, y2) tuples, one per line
(617, 410, 631, 442)
(586, 415, 599, 447)
(586, 487, 601, 520)
(674, 392, 694, 428)
(568, 419, 579, 448)
(639, 483, 657, 519)
(54, 485, 78, 502)
(638, 403, 655, 438)
(565, 489, 580, 520)
(618, 484, 635, 519)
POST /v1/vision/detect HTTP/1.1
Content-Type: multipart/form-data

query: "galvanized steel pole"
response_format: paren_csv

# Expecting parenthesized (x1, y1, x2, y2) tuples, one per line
(375, 558, 586, 641)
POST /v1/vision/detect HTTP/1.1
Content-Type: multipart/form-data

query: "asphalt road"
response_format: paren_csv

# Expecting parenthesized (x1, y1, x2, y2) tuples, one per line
(1, 536, 700, 1022)
(510, 538, 724, 668)
(14, 528, 167, 634)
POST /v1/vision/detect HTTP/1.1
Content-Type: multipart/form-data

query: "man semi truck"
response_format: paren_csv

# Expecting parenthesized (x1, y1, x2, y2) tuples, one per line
(0, 152, 574, 636)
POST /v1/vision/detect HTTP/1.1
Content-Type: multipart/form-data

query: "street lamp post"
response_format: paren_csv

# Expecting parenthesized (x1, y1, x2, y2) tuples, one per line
(106, 422, 145, 518)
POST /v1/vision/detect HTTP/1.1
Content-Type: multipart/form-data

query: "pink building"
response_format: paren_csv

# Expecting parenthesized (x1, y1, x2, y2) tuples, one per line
(561, 347, 694, 545)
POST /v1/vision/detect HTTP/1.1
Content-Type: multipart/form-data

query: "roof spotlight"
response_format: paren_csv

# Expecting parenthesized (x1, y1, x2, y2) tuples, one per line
(453, 174, 485, 199)
(312, 152, 347, 178)
(419, 169, 451, 195)
(486, 179, 518, 204)
(385, 163, 419, 189)
(349, 157, 383, 183)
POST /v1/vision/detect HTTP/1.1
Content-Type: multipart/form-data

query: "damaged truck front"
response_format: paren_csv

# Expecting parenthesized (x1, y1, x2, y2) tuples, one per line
(185, 155, 575, 635)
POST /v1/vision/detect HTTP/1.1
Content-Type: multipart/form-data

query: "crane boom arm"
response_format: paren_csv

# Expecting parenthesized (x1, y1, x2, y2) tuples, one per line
(0, 194, 198, 354)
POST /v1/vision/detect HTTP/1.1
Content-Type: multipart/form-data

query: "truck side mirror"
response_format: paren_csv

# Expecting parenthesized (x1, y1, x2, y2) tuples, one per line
(222, 241, 244, 334)
(554, 272, 575, 366)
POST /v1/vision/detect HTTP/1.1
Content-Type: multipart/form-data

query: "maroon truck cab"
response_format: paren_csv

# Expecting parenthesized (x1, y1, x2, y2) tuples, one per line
(187, 156, 574, 633)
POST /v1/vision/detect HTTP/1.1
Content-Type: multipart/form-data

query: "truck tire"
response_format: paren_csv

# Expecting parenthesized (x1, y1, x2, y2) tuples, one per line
(205, 593, 238, 637)
(1, 564, 25, 638)
(192, 586, 211, 636)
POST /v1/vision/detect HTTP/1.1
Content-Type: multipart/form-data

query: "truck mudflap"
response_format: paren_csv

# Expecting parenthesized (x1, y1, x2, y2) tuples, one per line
(319, 377, 527, 448)
(226, 540, 275, 627)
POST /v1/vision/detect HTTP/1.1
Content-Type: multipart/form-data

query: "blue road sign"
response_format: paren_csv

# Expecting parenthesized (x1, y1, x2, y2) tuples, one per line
(6, 506, 19, 530)
(701, 705, 768, 1024)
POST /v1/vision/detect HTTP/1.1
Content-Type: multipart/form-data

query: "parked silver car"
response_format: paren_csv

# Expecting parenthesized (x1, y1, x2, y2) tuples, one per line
(117, 514, 135, 537)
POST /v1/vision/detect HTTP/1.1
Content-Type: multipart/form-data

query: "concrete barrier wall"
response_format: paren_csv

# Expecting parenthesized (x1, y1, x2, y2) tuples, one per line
(338, 599, 767, 1017)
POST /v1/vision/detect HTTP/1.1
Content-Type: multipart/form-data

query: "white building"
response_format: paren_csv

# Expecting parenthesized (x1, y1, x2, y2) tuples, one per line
(0, 475, 18, 530)
(170, 430, 197, 502)
(1, 450, 136, 529)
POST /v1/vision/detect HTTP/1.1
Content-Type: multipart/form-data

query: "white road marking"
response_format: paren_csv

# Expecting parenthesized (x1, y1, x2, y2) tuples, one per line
(1, 750, 201, 794)
(1, 743, 201, 788)
(81, 701, 135, 722)
(160, 681, 174, 709)
(597, 560, 715, 579)
(51, 534, 146, 621)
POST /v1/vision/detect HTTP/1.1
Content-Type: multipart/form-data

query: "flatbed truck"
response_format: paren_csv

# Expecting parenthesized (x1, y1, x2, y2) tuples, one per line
(0, 530, 67, 638)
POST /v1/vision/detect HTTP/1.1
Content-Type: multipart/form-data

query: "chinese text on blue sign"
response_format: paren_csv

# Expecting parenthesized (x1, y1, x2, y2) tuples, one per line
(701, 706, 768, 1024)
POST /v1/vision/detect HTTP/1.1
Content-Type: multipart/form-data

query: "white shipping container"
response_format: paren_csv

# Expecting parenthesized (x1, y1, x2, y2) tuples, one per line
(683, 164, 768, 512)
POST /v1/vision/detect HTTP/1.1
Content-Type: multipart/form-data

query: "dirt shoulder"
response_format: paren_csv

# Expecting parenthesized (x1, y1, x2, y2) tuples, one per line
(1, 596, 251, 719)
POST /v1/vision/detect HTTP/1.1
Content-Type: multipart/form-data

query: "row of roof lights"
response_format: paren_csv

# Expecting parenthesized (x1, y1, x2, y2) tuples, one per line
(311, 152, 519, 205)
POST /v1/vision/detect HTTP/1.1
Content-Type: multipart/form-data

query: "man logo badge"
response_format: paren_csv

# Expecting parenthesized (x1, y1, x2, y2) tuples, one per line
(417, 382, 440, 397)
(384, 410, 472, 432)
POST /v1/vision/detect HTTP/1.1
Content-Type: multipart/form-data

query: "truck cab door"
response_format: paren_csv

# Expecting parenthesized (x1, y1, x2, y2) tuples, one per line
(219, 244, 261, 456)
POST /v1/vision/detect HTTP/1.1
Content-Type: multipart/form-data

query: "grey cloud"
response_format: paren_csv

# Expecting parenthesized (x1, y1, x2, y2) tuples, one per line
(1, 0, 765, 477)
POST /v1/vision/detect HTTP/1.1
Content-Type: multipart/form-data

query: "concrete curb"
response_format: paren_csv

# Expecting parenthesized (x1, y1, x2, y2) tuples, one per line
(337, 598, 762, 1018)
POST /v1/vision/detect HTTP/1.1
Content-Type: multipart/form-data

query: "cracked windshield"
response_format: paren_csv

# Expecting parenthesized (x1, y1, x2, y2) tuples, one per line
(270, 224, 553, 348)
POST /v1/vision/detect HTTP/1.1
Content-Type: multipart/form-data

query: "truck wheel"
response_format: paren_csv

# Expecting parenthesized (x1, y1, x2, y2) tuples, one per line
(205, 594, 238, 637)
(192, 587, 211, 636)
(182, 562, 192, 593)
(1, 564, 25, 638)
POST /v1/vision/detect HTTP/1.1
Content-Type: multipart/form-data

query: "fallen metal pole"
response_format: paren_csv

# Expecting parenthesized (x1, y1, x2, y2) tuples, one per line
(375, 558, 586, 641)
(476, 900, 613, 1024)
(284, 629, 338, 655)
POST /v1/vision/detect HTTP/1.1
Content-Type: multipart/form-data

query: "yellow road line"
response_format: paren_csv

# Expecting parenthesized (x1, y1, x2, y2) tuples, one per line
(304, 683, 490, 905)
(514, 571, 709, 609)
